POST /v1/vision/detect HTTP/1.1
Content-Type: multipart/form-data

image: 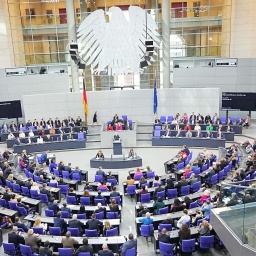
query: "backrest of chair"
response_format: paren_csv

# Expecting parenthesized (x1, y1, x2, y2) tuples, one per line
(160, 116, 166, 123)
(189, 201, 199, 209)
(32, 227, 44, 235)
(85, 229, 98, 237)
(167, 116, 173, 122)
(202, 164, 208, 171)
(17, 206, 27, 216)
(177, 162, 184, 170)
(181, 185, 190, 195)
(141, 224, 153, 236)
(0, 199, 7, 207)
(78, 252, 91, 256)
(211, 174, 218, 183)
(95, 211, 104, 219)
(30, 190, 39, 198)
(146, 171, 155, 179)
(110, 196, 121, 205)
(127, 185, 136, 194)
(77, 213, 86, 219)
(49, 227, 61, 236)
(186, 172, 193, 179)
(78, 133, 85, 140)
(155, 126, 161, 130)
(80, 197, 91, 206)
(58, 248, 73, 256)
(97, 187, 108, 192)
(167, 188, 177, 199)
(158, 206, 168, 215)
(157, 190, 165, 200)
(66, 196, 76, 205)
(20, 244, 32, 256)
(45, 209, 54, 217)
(59, 185, 69, 194)
(8, 201, 17, 210)
(192, 181, 201, 192)
(200, 235, 214, 248)
(134, 173, 143, 181)
(106, 227, 118, 237)
(154, 130, 161, 137)
(13, 183, 21, 193)
(159, 242, 173, 256)
(49, 182, 58, 188)
(94, 198, 105, 206)
(107, 212, 119, 219)
(21, 186, 30, 195)
(72, 173, 81, 180)
(124, 247, 136, 256)
(107, 179, 117, 186)
(62, 171, 69, 179)
(182, 238, 196, 252)
(67, 227, 80, 237)
(158, 224, 172, 232)
(61, 211, 70, 218)
(3, 242, 16, 255)
(94, 175, 103, 182)
(141, 193, 150, 203)
(39, 194, 49, 203)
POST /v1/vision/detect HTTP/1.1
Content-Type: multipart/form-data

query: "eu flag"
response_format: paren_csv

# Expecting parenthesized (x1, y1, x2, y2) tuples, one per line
(153, 75, 158, 114)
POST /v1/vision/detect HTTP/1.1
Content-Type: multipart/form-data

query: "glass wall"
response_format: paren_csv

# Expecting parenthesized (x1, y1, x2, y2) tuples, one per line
(7, 0, 231, 89)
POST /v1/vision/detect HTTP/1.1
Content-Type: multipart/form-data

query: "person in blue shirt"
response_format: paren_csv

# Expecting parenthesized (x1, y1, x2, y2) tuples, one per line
(49, 159, 57, 173)
(48, 197, 59, 215)
(138, 212, 153, 225)
(41, 150, 49, 165)
(96, 166, 106, 178)
(201, 200, 214, 219)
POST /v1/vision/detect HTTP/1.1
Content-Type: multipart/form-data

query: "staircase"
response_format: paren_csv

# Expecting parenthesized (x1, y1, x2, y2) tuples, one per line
(136, 123, 153, 142)
(86, 125, 101, 149)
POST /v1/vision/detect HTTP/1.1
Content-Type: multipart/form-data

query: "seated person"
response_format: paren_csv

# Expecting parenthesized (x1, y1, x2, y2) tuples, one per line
(183, 165, 192, 178)
(116, 122, 123, 130)
(246, 144, 253, 154)
(170, 198, 185, 213)
(106, 123, 113, 131)
(175, 209, 190, 228)
(205, 130, 212, 138)
(153, 197, 165, 215)
(155, 116, 160, 124)
(138, 212, 153, 225)
(184, 124, 191, 131)
(28, 129, 34, 137)
(191, 210, 203, 226)
(226, 193, 239, 206)
(161, 128, 171, 137)
(8, 132, 15, 140)
(185, 130, 192, 138)
(14, 137, 21, 146)
(178, 223, 191, 243)
(199, 190, 211, 205)
(206, 123, 213, 131)
(128, 148, 135, 158)
(158, 228, 171, 243)
(96, 150, 104, 159)
(48, 197, 60, 215)
(54, 212, 67, 235)
(37, 136, 43, 144)
(97, 181, 109, 191)
(96, 166, 106, 178)
(201, 201, 214, 219)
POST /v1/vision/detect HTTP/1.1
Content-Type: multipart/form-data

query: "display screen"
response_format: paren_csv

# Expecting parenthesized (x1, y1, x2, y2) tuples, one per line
(0, 100, 22, 118)
(222, 92, 256, 111)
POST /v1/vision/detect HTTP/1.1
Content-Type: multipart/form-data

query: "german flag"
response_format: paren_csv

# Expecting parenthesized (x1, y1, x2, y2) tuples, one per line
(83, 79, 88, 117)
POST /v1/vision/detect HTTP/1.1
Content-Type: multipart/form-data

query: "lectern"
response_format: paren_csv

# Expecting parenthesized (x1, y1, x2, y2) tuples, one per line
(113, 141, 122, 155)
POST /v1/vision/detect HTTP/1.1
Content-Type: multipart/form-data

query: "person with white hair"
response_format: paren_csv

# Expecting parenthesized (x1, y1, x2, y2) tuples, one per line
(68, 214, 84, 235)
(161, 213, 174, 225)
(8, 226, 25, 249)
(98, 243, 114, 256)
(199, 189, 211, 205)
(94, 202, 106, 218)
(25, 229, 41, 253)
(61, 231, 78, 249)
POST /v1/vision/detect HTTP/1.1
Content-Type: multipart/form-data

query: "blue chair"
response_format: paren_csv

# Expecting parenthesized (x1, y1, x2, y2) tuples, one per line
(110, 196, 121, 205)
(223, 166, 229, 176)
(95, 211, 104, 219)
(30, 190, 39, 199)
(78, 133, 85, 140)
(20, 244, 36, 256)
(17, 206, 30, 216)
(97, 187, 108, 192)
(167, 189, 178, 199)
(77, 213, 86, 219)
(58, 248, 73, 256)
(177, 162, 184, 170)
(94, 175, 103, 182)
(59, 185, 69, 196)
(17, 228, 25, 232)
(67, 227, 80, 237)
(8, 201, 17, 211)
(154, 130, 161, 137)
(158, 207, 169, 215)
(189, 201, 199, 209)
(141, 193, 151, 203)
(141, 224, 154, 243)
(80, 197, 91, 206)
(124, 247, 136, 256)
(158, 224, 172, 232)
(49, 227, 61, 236)
(134, 174, 143, 181)
(33, 175, 41, 184)
(53, 169, 61, 177)
(127, 185, 136, 200)
(62, 171, 69, 179)
(157, 191, 165, 200)
(3, 242, 16, 256)
(181, 238, 196, 254)
(94, 198, 106, 206)
(48, 183, 58, 188)
(167, 116, 173, 123)
(45, 209, 54, 217)
(107, 178, 117, 187)
(61, 211, 71, 218)
(13, 183, 21, 194)
(122, 115, 128, 120)
(218, 170, 225, 181)
(6, 180, 13, 190)
(155, 126, 161, 130)
(37, 156, 43, 165)
(21, 186, 30, 197)
(210, 174, 218, 186)
(160, 116, 166, 123)
(32, 227, 44, 235)
(0, 198, 7, 208)
(201, 164, 208, 172)
(192, 181, 201, 193)
(107, 212, 119, 219)
(159, 242, 175, 256)
(85, 229, 98, 237)
(146, 171, 155, 179)
(66, 196, 76, 205)
(181, 185, 190, 196)
(39, 194, 49, 204)
(193, 167, 200, 176)
(199, 235, 214, 250)
(106, 227, 118, 237)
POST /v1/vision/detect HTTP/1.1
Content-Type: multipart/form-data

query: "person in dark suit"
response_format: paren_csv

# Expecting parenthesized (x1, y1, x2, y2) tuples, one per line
(119, 233, 137, 256)
(96, 167, 106, 178)
(189, 112, 196, 125)
(48, 198, 59, 215)
(204, 167, 216, 185)
(14, 137, 21, 146)
(39, 240, 53, 256)
(113, 132, 120, 141)
(61, 202, 71, 215)
(68, 214, 84, 235)
(94, 203, 106, 219)
(8, 226, 25, 249)
(74, 238, 94, 256)
(110, 187, 120, 197)
(14, 217, 29, 232)
(24, 178, 33, 190)
(98, 243, 114, 256)
(58, 161, 65, 175)
(162, 213, 174, 225)
(84, 182, 94, 191)
(54, 212, 67, 234)
(17, 197, 33, 212)
(64, 163, 72, 173)
(87, 213, 103, 233)
(158, 228, 171, 243)
(26, 120, 32, 129)
(55, 118, 61, 128)
(40, 183, 51, 199)
(2, 188, 12, 202)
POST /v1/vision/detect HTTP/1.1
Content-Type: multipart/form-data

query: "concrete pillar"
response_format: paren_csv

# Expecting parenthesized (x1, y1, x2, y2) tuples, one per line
(162, 0, 170, 88)
(66, 0, 79, 92)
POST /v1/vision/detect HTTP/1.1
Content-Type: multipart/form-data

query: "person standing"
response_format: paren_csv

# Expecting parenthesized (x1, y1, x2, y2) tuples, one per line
(93, 111, 98, 125)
